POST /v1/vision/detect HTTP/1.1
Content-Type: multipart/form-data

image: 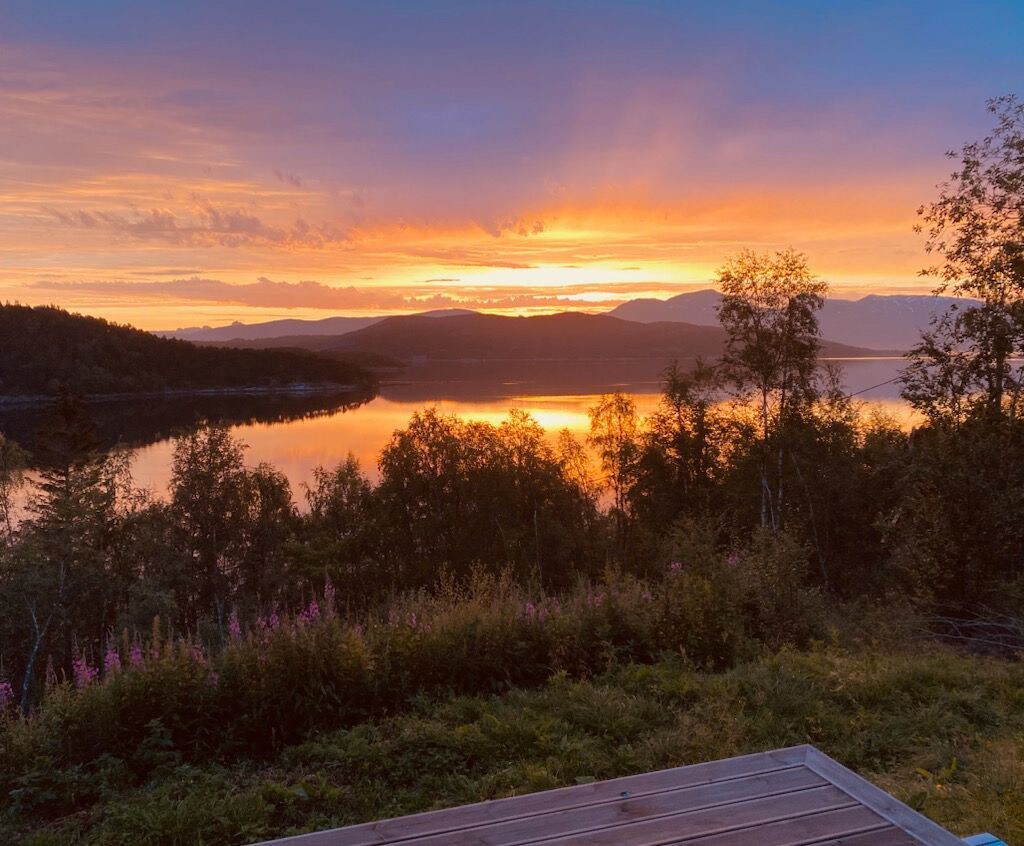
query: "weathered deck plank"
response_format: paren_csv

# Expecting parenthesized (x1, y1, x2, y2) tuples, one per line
(251, 745, 964, 846)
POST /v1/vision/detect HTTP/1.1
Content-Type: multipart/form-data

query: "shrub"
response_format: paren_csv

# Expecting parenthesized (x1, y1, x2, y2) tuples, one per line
(0, 565, 763, 799)
(735, 528, 825, 648)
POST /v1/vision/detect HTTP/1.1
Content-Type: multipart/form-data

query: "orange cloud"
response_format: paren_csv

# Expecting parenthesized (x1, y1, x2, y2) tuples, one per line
(0, 39, 954, 330)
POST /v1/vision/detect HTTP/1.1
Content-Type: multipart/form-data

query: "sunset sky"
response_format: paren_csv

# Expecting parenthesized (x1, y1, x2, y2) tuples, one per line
(1, 1, 1022, 330)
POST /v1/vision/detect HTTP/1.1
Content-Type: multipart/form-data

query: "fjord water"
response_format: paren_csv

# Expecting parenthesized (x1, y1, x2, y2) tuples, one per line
(0, 357, 911, 507)
(107, 357, 912, 503)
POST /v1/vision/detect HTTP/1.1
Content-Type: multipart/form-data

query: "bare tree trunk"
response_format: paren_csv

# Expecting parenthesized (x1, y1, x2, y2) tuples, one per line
(776, 442, 785, 531)
(791, 453, 829, 589)
(775, 382, 788, 531)
(20, 604, 53, 715)
(760, 390, 771, 528)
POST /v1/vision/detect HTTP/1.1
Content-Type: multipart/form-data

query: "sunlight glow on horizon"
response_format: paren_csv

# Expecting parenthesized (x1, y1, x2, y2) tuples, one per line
(1, 2, 1021, 329)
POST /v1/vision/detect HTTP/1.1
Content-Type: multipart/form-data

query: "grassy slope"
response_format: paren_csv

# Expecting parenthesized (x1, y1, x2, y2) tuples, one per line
(9, 648, 1023, 846)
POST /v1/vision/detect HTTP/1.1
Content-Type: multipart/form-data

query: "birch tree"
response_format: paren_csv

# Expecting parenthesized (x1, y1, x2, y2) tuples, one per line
(716, 249, 827, 530)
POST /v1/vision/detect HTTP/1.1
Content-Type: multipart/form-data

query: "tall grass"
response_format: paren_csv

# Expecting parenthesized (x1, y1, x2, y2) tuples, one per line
(5, 648, 1022, 845)
(0, 538, 828, 796)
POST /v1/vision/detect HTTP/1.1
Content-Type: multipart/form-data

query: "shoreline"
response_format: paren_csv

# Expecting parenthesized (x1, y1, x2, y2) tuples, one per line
(0, 382, 367, 409)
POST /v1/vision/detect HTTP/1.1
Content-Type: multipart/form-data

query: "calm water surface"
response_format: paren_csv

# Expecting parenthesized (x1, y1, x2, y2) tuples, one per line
(2, 358, 914, 506)
(133, 358, 914, 502)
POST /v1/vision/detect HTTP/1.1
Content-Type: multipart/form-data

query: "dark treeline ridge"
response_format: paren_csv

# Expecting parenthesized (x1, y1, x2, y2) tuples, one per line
(0, 303, 378, 397)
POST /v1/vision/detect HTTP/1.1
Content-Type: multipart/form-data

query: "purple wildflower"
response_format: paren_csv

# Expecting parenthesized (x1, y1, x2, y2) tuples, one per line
(0, 680, 14, 709)
(299, 599, 320, 627)
(324, 578, 337, 614)
(228, 609, 242, 641)
(669, 561, 683, 574)
(258, 610, 281, 633)
(72, 653, 98, 689)
(129, 642, 144, 667)
(726, 551, 741, 568)
(103, 644, 121, 675)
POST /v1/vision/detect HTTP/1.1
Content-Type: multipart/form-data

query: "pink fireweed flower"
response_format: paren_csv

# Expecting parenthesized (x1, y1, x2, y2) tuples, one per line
(522, 601, 539, 621)
(298, 599, 321, 627)
(258, 610, 281, 633)
(103, 644, 121, 675)
(187, 645, 206, 665)
(0, 680, 14, 709)
(72, 653, 98, 689)
(669, 561, 683, 574)
(726, 551, 741, 568)
(228, 610, 242, 641)
(129, 643, 144, 667)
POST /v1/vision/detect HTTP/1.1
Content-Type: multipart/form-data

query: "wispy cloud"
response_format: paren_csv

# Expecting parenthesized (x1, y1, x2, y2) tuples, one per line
(28, 275, 710, 313)
(32, 277, 384, 309)
(46, 202, 347, 248)
(273, 169, 303, 188)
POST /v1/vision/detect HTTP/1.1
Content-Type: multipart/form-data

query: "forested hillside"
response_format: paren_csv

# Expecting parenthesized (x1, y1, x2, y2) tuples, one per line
(326, 311, 881, 360)
(0, 304, 376, 397)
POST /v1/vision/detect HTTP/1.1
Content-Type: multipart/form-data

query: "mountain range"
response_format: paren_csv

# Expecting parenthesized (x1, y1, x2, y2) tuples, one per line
(609, 290, 972, 350)
(163, 292, 967, 352)
(161, 309, 475, 342)
(204, 311, 881, 363)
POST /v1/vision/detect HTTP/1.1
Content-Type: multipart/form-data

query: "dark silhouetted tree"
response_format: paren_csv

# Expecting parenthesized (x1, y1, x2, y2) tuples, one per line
(716, 249, 827, 529)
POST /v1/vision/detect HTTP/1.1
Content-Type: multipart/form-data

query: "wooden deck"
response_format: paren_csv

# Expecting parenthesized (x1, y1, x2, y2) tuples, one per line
(252, 744, 966, 846)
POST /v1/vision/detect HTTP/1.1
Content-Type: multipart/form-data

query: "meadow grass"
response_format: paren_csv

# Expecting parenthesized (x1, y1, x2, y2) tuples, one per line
(6, 646, 1022, 846)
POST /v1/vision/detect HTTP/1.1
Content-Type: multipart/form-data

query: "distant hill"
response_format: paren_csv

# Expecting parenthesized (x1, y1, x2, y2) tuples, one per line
(314, 312, 880, 361)
(608, 290, 976, 350)
(161, 308, 477, 342)
(0, 304, 376, 398)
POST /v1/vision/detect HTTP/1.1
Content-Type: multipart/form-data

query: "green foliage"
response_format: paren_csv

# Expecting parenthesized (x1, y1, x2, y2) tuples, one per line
(0, 559, 830, 811)
(587, 393, 641, 533)
(169, 426, 297, 622)
(4, 648, 1023, 845)
(630, 360, 726, 538)
(735, 528, 824, 648)
(0, 433, 29, 542)
(716, 248, 828, 530)
(886, 418, 1024, 606)
(376, 408, 599, 586)
(906, 96, 1024, 422)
